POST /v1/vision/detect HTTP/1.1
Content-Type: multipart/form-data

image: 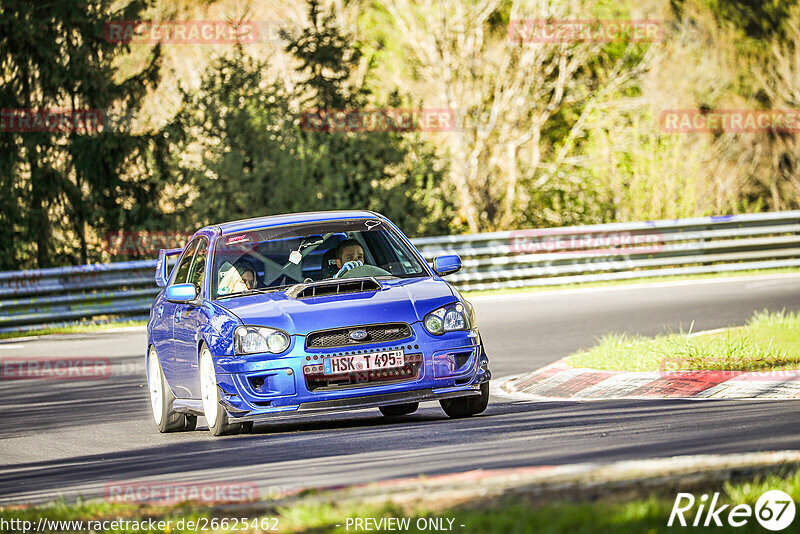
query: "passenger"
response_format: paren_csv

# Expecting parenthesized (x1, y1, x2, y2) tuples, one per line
(237, 264, 256, 290)
(220, 261, 257, 293)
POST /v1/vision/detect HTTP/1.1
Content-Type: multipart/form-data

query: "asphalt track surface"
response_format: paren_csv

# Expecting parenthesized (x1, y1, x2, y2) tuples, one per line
(2, 273, 800, 504)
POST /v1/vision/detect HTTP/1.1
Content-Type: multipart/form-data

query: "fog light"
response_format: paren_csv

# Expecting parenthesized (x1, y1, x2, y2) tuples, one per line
(425, 314, 444, 334)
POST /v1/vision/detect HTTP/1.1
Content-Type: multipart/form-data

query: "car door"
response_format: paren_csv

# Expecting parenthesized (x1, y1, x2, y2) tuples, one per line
(159, 239, 199, 393)
(172, 237, 209, 399)
(149, 291, 174, 377)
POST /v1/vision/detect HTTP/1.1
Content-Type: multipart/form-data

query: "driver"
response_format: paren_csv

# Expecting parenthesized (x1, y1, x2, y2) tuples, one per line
(333, 239, 365, 278)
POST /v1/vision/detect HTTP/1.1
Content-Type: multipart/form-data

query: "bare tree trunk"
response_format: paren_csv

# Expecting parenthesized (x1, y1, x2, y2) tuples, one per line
(382, 0, 630, 231)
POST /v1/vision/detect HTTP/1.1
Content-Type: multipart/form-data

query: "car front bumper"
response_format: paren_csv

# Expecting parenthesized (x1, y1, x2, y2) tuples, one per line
(229, 385, 485, 422)
(209, 323, 491, 421)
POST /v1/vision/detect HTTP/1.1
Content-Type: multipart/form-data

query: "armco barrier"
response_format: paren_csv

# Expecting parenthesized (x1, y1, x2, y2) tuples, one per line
(1, 211, 798, 332)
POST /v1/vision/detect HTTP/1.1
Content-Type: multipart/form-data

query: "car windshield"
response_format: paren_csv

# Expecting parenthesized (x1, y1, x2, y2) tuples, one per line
(211, 218, 429, 299)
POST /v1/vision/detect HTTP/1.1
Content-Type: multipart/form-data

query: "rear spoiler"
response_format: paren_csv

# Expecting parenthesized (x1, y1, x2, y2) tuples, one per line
(155, 248, 184, 287)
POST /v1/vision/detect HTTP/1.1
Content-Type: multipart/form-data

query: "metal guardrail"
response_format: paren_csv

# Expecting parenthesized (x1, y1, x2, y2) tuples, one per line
(1, 211, 799, 333)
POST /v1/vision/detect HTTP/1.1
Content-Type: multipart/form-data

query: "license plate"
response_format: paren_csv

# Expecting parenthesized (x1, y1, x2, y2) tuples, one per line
(323, 350, 405, 376)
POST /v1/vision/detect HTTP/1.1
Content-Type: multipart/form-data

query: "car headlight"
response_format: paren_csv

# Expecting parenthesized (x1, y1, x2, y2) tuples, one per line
(234, 326, 291, 355)
(423, 303, 470, 335)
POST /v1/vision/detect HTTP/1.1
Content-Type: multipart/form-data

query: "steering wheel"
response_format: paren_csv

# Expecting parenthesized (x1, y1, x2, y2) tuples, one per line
(339, 264, 391, 279)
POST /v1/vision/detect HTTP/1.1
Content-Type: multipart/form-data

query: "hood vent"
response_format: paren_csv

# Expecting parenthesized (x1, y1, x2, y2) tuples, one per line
(286, 277, 382, 299)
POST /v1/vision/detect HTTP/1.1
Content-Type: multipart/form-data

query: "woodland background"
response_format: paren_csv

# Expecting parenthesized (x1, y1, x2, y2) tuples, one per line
(1, 0, 798, 269)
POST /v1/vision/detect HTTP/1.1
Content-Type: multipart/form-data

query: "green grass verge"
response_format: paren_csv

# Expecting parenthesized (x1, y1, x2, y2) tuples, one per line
(0, 319, 148, 341)
(566, 310, 800, 372)
(3, 468, 800, 533)
(462, 267, 800, 297)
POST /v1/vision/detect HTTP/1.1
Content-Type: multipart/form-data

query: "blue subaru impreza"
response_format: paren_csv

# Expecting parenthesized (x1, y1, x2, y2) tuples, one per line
(146, 211, 491, 435)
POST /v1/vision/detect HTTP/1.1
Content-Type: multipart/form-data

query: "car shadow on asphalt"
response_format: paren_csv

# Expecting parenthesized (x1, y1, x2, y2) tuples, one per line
(3, 397, 800, 504)
(0, 372, 150, 438)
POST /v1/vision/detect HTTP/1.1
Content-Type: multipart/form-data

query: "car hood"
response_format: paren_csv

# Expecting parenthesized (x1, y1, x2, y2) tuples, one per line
(214, 277, 456, 336)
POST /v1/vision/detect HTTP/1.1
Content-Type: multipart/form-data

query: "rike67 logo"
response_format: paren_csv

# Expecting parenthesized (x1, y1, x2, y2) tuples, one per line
(669, 490, 795, 531)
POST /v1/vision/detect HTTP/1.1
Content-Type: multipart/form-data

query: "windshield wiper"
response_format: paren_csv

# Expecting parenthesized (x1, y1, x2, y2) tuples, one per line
(216, 287, 284, 300)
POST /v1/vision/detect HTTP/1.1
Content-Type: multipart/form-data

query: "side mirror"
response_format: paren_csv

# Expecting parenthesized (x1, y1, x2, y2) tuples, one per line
(165, 283, 197, 303)
(433, 255, 462, 276)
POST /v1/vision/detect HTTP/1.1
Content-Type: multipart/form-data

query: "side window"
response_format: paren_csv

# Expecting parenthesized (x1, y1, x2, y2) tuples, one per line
(171, 240, 199, 285)
(187, 238, 208, 294)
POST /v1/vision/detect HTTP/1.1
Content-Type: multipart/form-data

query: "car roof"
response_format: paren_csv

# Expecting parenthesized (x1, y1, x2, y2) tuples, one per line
(201, 210, 384, 236)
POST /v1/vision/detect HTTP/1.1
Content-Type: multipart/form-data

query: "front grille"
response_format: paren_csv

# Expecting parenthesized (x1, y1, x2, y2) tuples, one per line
(306, 322, 412, 349)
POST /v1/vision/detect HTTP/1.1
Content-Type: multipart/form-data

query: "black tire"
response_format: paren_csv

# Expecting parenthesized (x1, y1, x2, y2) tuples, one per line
(205, 396, 244, 437)
(379, 403, 419, 417)
(210, 420, 245, 436)
(148, 347, 195, 433)
(440, 381, 489, 418)
(183, 415, 198, 431)
(200, 344, 246, 436)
